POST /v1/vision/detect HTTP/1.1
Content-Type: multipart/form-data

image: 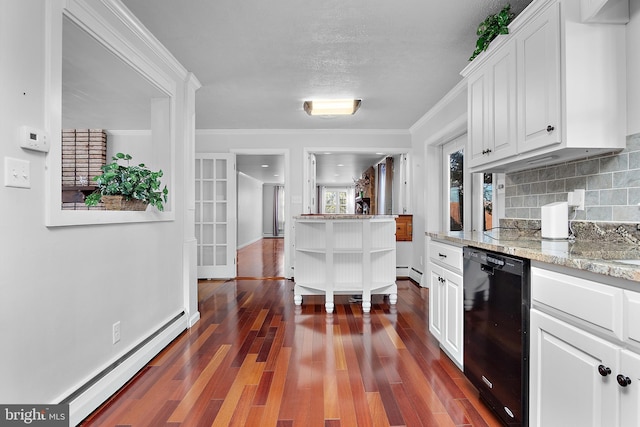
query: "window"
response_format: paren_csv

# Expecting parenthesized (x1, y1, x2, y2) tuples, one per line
(324, 190, 347, 213)
(483, 173, 493, 230)
(442, 135, 466, 232)
(448, 149, 464, 231)
(321, 187, 354, 214)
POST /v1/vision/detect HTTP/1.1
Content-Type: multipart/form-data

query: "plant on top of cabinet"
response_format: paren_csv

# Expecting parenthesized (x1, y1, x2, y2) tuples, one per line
(84, 153, 168, 211)
(469, 4, 515, 61)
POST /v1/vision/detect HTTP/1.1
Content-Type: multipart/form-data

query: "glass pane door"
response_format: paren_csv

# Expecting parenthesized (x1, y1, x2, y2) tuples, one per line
(195, 154, 236, 278)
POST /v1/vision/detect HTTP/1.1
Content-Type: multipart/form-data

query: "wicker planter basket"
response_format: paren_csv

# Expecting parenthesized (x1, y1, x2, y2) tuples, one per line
(101, 195, 148, 211)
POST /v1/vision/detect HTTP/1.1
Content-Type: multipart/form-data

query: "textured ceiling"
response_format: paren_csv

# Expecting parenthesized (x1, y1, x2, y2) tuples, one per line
(122, 0, 533, 130)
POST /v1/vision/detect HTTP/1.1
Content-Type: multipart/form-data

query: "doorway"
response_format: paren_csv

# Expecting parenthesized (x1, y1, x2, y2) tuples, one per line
(304, 148, 411, 215)
(235, 151, 289, 279)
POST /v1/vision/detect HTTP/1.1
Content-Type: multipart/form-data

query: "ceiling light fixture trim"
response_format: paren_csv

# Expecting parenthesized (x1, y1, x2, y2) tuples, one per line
(303, 99, 361, 116)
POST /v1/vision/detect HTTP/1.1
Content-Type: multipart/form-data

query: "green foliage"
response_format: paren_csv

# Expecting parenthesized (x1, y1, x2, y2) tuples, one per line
(469, 4, 515, 61)
(85, 153, 168, 211)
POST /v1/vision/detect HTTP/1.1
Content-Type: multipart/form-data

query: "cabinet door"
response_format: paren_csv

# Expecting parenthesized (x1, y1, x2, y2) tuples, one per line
(489, 42, 517, 161)
(468, 71, 488, 167)
(517, 2, 562, 153)
(442, 269, 463, 367)
(620, 350, 640, 427)
(428, 263, 444, 342)
(530, 310, 619, 427)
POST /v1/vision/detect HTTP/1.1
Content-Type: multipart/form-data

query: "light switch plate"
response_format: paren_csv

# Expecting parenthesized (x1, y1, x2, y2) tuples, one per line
(4, 157, 30, 188)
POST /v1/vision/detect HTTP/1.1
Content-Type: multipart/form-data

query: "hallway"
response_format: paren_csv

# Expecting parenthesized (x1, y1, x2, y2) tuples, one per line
(82, 239, 500, 426)
(237, 238, 285, 279)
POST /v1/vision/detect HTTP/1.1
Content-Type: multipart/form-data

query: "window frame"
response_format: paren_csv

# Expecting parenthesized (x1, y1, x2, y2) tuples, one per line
(321, 186, 354, 214)
(45, 0, 177, 227)
(441, 135, 469, 232)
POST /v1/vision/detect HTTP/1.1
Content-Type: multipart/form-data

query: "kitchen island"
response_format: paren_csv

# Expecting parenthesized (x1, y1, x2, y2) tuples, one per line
(293, 214, 397, 313)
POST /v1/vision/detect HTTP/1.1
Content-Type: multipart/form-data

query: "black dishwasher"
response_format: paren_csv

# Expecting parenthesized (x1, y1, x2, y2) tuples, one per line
(463, 247, 530, 426)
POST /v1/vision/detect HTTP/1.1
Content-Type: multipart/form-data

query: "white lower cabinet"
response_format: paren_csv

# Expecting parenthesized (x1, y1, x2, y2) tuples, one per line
(530, 266, 640, 426)
(620, 350, 640, 427)
(428, 239, 463, 369)
(530, 309, 619, 426)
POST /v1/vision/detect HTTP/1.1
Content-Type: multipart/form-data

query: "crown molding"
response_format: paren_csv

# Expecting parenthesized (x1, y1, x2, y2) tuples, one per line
(100, 0, 191, 81)
(409, 78, 467, 134)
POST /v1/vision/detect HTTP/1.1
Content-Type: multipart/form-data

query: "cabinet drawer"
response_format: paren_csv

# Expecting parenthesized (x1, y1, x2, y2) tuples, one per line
(531, 267, 623, 339)
(429, 240, 463, 273)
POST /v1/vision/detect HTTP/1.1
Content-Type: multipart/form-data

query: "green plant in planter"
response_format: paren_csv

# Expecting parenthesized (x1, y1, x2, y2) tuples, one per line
(469, 4, 515, 61)
(85, 153, 168, 211)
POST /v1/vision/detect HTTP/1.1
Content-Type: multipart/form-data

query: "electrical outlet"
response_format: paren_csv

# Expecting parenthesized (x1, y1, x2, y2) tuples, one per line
(112, 321, 121, 344)
(568, 189, 585, 211)
(574, 189, 585, 211)
(4, 157, 30, 188)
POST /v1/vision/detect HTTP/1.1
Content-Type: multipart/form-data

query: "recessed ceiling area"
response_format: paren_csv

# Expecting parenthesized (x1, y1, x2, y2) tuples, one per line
(236, 155, 285, 184)
(314, 152, 390, 185)
(121, 0, 533, 130)
(235, 152, 396, 186)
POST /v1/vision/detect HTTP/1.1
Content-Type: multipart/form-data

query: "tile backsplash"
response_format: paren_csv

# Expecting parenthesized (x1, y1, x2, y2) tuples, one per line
(504, 133, 640, 222)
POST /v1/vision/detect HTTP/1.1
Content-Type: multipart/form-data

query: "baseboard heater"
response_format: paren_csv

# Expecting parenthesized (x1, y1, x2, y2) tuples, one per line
(61, 311, 187, 425)
(409, 267, 423, 285)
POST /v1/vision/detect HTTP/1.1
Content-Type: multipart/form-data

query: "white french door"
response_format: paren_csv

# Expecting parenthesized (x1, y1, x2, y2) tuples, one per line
(195, 153, 236, 279)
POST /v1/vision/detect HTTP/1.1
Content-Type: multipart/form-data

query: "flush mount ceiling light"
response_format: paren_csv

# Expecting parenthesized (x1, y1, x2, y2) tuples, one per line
(303, 99, 361, 116)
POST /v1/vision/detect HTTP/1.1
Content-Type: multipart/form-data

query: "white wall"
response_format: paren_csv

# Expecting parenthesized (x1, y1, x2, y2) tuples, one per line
(628, 0, 640, 135)
(0, 0, 194, 411)
(106, 131, 153, 165)
(237, 173, 263, 248)
(409, 80, 467, 279)
(197, 130, 412, 277)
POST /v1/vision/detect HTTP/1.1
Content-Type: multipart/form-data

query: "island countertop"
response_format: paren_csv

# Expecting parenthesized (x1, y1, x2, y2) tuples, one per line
(427, 230, 640, 283)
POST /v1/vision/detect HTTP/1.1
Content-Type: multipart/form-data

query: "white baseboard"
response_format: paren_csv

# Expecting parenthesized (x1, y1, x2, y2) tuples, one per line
(396, 266, 410, 277)
(67, 314, 188, 426)
(188, 311, 201, 328)
(237, 236, 262, 250)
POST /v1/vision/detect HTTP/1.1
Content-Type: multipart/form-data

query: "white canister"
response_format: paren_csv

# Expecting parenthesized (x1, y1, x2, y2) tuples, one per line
(541, 201, 568, 240)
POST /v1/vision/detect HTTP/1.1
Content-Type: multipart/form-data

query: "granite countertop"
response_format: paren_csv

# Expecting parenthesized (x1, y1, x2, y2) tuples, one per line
(426, 228, 640, 283)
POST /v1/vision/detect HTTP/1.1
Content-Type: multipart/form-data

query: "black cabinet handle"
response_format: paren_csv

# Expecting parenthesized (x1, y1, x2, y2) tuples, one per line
(438, 253, 447, 258)
(617, 375, 632, 387)
(598, 365, 611, 377)
(547, 125, 555, 132)
(481, 149, 493, 155)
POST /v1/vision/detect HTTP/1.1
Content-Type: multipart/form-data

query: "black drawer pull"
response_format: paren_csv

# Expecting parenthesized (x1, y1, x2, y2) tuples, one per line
(438, 253, 447, 258)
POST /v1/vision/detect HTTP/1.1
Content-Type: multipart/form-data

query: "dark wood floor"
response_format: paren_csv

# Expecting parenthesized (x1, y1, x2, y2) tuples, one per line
(237, 237, 285, 279)
(82, 239, 501, 426)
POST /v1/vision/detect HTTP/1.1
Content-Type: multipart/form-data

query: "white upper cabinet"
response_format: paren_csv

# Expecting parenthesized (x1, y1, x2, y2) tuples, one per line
(461, 0, 627, 173)
(467, 42, 518, 168)
(516, 2, 561, 154)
